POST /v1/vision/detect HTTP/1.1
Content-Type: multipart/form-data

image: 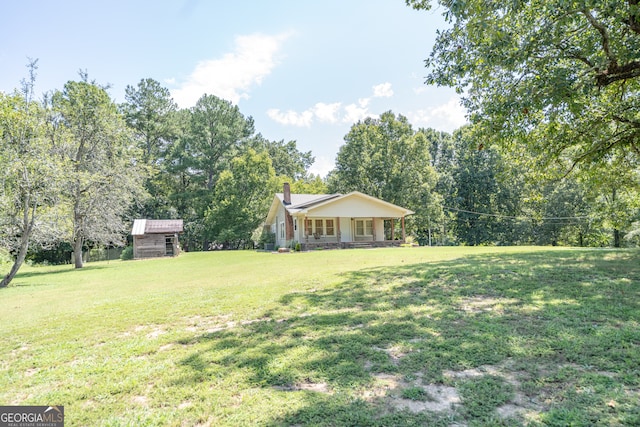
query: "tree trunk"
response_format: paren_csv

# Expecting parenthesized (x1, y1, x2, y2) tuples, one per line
(614, 228, 621, 248)
(0, 236, 29, 288)
(1, 193, 35, 287)
(74, 237, 84, 268)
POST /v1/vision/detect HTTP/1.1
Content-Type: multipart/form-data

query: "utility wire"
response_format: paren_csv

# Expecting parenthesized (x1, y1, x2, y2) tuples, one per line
(443, 206, 591, 221)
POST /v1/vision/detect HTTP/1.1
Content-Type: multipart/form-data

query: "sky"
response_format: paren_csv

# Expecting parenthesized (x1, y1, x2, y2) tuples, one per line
(0, 0, 467, 176)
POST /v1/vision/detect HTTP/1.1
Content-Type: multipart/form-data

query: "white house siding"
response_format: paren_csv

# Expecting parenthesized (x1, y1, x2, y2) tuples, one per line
(309, 194, 407, 218)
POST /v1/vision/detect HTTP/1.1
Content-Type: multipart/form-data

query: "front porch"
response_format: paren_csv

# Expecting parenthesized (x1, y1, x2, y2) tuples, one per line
(298, 216, 407, 251)
(301, 240, 405, 251)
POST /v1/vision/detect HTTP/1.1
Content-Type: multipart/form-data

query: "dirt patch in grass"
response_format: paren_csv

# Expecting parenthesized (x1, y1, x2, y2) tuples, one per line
(371, 345, 406, 365)
(394, 384, 461, 413)
(365, 373, 461, 414)
(131, 395, 149, 406)
(272, 382, 331, 394)
(445, 360, 546, 418)
(362, 361, 552, 421)
(457, 296, 519, 314)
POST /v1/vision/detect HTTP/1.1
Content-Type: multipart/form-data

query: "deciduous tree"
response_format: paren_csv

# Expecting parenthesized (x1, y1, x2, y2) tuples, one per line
(50, 76, 145, 268)
(204, 149, 276, 248)
(0, 64, 63, 286)
(329, 111, 439, 240)
(408, 0, 640, 168)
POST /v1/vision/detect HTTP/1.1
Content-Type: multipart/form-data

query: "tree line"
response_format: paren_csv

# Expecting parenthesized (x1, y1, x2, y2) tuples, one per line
(2, 0, 640, 287)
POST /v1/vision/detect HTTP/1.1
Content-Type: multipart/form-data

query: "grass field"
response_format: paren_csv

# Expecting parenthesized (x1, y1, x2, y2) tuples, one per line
(1, 246, 638, 426)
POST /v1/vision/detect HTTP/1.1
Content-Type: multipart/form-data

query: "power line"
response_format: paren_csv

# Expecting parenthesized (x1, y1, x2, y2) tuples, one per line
(443, 206, 591, 221)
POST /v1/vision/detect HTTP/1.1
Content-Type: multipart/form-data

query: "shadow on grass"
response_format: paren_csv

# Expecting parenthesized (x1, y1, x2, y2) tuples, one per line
(11, 265, 108, 286)
(174, 249, 640, 426)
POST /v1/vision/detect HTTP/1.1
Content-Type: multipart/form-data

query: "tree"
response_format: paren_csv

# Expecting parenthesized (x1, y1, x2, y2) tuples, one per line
(289, 174, 329, 194)
(186, 94, 255, 191)
(0, 64, 63, 287)
(204, 149, 276, 248)
(408, 0, 640, 168)
(328, 111, 439, 240)
(50, 76, 145, 268)
(121, 78, 178, 164)
(251, 135, 314, 180)
(579, 154, 640, 247)
(169, 94, 255, 249)
(121, 78, 179, 219)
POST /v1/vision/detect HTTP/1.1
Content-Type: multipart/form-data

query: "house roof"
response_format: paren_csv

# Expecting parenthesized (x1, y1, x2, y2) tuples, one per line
(265, 191, 413, 224)
(275, 193, 341, 212)
(132, 219, 184, 236)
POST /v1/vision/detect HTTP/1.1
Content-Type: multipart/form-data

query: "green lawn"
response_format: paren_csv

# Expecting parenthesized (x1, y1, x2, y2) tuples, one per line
(1, 247, 638, 426)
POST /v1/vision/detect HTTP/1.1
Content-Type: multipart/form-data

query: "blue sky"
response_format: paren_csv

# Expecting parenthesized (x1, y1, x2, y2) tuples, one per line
(1, 0, 466, 176)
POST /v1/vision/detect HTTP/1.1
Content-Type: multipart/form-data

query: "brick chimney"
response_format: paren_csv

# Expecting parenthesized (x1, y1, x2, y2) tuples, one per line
(283, 182, 291, 205)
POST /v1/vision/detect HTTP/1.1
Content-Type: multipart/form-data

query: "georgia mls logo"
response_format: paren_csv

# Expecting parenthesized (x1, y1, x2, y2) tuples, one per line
(0, 405, 64, 427)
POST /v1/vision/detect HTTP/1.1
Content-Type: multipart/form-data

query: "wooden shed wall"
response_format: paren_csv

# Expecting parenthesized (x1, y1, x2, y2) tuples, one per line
(134, 234, 168, 259)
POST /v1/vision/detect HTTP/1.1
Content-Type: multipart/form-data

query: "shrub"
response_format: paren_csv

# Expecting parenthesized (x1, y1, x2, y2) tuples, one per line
(120, 246, 134, 261)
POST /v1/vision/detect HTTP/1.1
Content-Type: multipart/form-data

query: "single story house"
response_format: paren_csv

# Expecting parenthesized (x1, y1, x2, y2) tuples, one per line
(264, 183, 414, 250)
(131, 219, 183, 259)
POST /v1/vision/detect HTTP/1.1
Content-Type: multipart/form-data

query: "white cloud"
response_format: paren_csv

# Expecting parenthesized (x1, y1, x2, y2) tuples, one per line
(407, 97, 468, 132)
(267, 102, 343, 127)
(343, 102, 373, 124)
(266, 108, 314, 127)
(373, 82, 393, 98)
(308, 155, 335, 178)
(172, 32, 292, 107)
(267, 85, 386, 128)
(312, 102, 342, 123)
(164, 77, 176, 85)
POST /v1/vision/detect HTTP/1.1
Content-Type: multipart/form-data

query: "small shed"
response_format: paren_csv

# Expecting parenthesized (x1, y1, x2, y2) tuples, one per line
(131, 219, 183, 259)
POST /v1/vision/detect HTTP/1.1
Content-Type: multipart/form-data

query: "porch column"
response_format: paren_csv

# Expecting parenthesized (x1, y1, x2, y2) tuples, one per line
(371, 217, 376, 241)
(401, 216, 406, 241)
(304, 216, 309, 243)
(336, 217, 341, 243)
(390, 219, 395, 241)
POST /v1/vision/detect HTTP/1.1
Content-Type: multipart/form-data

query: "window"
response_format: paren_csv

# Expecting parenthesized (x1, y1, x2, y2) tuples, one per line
(279, 221, 285, 239)
(304, 218, 336, 237)
(355, 219, 373, 236)
(325, 219, 335, 236)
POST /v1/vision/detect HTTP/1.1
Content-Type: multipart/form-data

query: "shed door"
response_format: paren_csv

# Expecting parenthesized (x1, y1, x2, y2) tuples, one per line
(165, 235, 174, 256)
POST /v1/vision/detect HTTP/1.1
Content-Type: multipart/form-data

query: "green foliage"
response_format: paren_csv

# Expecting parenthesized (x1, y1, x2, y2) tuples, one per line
(258, 229, 276, 247)
(251, 135, 314, 180)
(50, 77, 146, 268)
(204, 149, 277, 248)
(401, 386, 430, 401)
(0, 62, 66, 286)
(411, 0, 640, 169)
(121, 78, 178, 164)
(458, 375, 514, 420)
(120, 246, 134, 260)
(288, 174, 329, 194)
(448, 127, 522, 245)
(329, 111, 440, 239)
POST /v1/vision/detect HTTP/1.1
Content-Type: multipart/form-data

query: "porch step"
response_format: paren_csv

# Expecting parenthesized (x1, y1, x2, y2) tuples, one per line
(349, 242, 374, 249)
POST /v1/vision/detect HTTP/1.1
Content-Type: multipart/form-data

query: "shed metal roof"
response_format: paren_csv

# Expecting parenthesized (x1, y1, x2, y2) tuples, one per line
(132, 219, 183, 235)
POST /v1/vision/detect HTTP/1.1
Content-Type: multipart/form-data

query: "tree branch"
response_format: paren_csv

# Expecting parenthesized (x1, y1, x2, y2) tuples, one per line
(582, 9, 616, 66)
(582, 9, 640, 86)
(628, 0, 640, 34)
